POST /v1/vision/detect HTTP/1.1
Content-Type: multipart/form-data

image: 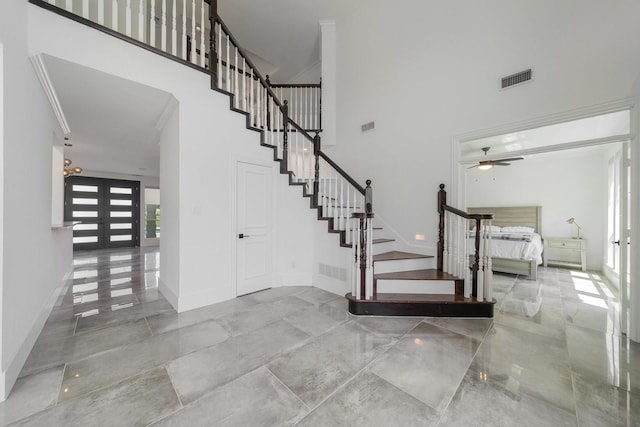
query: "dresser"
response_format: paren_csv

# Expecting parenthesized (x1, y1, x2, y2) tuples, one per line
(543, 237, 587, 271)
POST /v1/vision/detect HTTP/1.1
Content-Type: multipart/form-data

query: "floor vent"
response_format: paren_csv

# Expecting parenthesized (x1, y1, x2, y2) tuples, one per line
(501, 69, 532, 89)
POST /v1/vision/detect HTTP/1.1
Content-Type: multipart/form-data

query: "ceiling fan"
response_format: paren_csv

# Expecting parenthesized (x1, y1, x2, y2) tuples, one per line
(468, 147, 524, 170)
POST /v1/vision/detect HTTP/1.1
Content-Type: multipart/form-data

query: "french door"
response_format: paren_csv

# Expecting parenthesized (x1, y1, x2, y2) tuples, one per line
(65, 176, 140, 250)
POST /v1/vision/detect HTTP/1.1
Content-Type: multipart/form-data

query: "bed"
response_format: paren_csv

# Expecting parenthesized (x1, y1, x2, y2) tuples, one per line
(467, 206, 543, 280)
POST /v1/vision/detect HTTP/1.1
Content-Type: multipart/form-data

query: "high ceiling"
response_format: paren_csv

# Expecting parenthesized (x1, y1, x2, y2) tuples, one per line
(217, 0, 364, 82)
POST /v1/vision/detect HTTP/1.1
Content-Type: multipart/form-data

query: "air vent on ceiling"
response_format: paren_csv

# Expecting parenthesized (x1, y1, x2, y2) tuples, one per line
(501, 68, 532, 89)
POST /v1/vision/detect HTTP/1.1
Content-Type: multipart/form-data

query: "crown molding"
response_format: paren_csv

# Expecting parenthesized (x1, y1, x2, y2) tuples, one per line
(29, 54, 71, 135)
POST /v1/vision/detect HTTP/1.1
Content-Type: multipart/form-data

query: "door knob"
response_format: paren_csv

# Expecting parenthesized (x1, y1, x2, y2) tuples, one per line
(238, 233, 250, 239)
(612, 240, 620, 245)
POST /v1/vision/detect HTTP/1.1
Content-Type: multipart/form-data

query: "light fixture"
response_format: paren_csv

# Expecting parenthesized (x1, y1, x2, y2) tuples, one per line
(566, 217, 582, 239)
(477, 162, 493, 171)
(64, 158, 83, 177)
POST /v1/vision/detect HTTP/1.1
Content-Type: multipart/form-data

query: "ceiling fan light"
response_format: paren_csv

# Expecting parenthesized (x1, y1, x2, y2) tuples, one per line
(478, 164, 493, 171)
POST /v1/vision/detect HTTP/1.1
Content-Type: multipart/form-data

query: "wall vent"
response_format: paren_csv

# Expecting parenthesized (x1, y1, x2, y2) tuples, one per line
(319, 263, 347, 282)
(361, 121, 375, 132)
(501, 69, 532, 89)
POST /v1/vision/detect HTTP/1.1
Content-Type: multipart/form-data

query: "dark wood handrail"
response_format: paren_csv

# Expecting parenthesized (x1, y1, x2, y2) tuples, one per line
(319, 152, 366, 195)
(214, 16, 285, 109)
(442, 205, 493, 221)
(269, 83, 321, 88)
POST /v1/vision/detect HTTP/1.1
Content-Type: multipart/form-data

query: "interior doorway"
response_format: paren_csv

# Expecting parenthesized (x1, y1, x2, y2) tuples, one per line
(65, 176, 141, 250)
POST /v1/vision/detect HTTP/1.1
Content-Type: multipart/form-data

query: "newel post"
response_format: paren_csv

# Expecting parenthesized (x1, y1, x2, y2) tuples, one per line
(208, 0, 218, 89)
(281, 100, 289, 173)
(365, 180, 373, 214)
(313, 132, 321, 207)
(437, 184, 446, 271)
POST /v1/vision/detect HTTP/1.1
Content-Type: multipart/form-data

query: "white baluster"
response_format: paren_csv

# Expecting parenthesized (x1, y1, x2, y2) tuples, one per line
(484, 220, 493, 301)
(189, 0, 195, 63)
(149, 0, 156, 48)
(161, 0, 167, 51)
(458, 215, 465, 277)
(225, 34, 230, 91)
(354, 217, 361, 299)
(180, 0, 186, 57)
(241, 57, 246, 111)
(170, 0, 177, 54)
(65, 0, 72, 12)
(125, 0, 132, 37)
(332, 171, 338, 223)
(464, 219, 471, 298)
(443, 212, 450, 273)
(365, 217, 373, 300)
(112, 0, 118, 32)
(234, 48, 239, 108)
(98, 0, 104, 26)
(216, 24, 222, 86)
(250, 70, 254, 126)
(340, 178, 345, 230)
(477, 222, 485, 302)
(82, 0, 89, 19)
(199, 0, 205, 67)
(138, 0, 145, 42)
(323, 176, 328, 217)
(305, 87, 309, 130)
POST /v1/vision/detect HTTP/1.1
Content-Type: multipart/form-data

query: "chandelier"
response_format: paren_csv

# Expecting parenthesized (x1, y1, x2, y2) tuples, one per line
(64, 158, 83, 177)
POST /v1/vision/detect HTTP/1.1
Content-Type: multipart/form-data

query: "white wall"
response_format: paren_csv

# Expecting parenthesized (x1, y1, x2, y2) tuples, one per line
(0, 0, 73, 400)
(319, 0, 640, 259)
(466, 147, 608, 271)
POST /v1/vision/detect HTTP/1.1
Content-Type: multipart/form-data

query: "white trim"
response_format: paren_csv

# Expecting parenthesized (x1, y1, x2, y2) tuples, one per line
(158, 277, 178, 310)
(2, 266, 72, 401)
(29, 54, 71, 135)
(154, 95, 178, 133)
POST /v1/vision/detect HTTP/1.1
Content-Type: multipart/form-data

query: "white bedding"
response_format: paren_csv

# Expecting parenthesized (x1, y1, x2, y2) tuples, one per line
(468, 231, 544, 265)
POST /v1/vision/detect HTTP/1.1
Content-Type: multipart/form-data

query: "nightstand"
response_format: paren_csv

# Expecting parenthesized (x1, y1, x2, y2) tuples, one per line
(543, 237, 587, 271)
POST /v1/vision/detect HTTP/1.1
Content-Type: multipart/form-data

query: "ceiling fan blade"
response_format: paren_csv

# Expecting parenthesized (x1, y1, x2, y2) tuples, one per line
(492, 162, 511, 166)
(491, 157, 524, 163)
(467, 165, 479, 169)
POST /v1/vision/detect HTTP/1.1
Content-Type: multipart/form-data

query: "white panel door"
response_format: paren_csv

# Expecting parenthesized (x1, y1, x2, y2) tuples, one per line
(236, 162, 273, 296)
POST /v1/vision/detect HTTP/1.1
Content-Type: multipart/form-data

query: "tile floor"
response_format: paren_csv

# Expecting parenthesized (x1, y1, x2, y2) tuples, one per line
(0, 247, 638, 426)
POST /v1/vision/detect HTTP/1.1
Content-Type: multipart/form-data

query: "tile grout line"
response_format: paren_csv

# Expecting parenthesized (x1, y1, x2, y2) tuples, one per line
(292, 319, 429, 423)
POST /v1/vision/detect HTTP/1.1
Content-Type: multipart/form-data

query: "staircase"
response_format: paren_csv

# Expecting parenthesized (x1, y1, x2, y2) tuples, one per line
(32, 0, 496, 318)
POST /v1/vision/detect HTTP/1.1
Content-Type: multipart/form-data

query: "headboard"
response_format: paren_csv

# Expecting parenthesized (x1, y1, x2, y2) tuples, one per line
(467, 206, 542, 235)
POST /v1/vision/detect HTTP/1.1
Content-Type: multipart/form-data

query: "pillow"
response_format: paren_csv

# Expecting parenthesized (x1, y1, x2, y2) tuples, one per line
(501, 226, 535, 233)
(469, 225, 502, 233)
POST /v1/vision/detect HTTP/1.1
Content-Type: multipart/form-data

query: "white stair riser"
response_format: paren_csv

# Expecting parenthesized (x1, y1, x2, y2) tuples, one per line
(374, 258, 435, 274)
(377, 280, 455, 295)
(372, 240, 395, 255)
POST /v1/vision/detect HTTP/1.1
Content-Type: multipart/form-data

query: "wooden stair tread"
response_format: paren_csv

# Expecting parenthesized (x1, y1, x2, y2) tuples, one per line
(373, 251, 433, 262)
(374, 269, 461, 281)
(373, 238, 394, 244)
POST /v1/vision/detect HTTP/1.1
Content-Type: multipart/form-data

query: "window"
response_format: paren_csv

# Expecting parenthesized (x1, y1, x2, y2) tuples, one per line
(144, 188, 160, 239)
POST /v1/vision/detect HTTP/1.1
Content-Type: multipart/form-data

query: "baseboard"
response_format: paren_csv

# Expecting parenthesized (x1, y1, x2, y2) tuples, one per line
(312, 274, 349, 297)
(159, 280, 231, 313)
(158, 277, 179, 311)
(277, 274, 313, 287)
(1, 270, 72, 401)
